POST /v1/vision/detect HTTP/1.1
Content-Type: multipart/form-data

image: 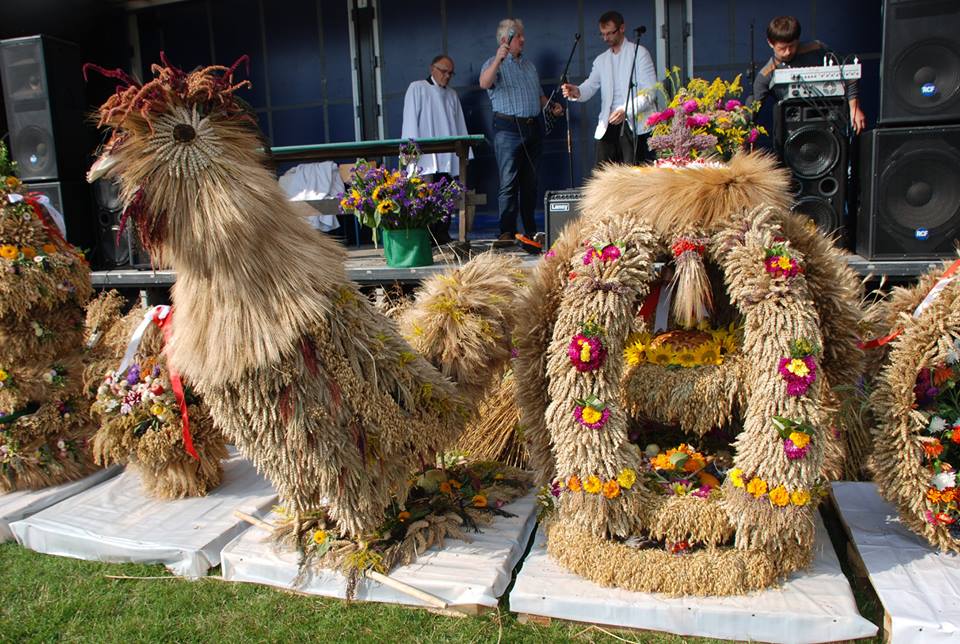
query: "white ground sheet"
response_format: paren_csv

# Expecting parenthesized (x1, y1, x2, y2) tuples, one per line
(221, 493, 539, 608)
(511, 514, 877, 644)
(10, 449, 276, 577)
(0, 467, 121, 542)
(833, 481, 960, 642)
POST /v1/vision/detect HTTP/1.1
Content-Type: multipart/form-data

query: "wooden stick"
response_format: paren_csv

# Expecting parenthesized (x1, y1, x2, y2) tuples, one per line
(364, 570, 448, 609)
(234, 510, 275, 532)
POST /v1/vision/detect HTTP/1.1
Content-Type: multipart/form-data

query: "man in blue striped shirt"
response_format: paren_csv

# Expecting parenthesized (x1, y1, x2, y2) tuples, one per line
(480, 18, 563, 250)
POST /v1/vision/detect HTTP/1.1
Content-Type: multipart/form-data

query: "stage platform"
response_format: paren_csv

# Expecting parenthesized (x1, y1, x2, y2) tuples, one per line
(10, 449, 276, 577)
(833, 481, 960, 643)
(221, 493, 539, 613)
(510, 516, 877, 644)
(90, 243, 941, 290)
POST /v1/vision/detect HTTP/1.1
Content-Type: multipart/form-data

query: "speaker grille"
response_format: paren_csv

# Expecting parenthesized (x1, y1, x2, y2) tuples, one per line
(794, 196, 840, 233)
(12, 124, 55, 178)
(890, 40, 960, 114)
(783, 125, 841, 179)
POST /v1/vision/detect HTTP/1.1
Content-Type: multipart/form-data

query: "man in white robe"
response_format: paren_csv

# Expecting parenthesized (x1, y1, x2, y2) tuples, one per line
(402, 54, 471, 245)
(561, 10, 657, 165)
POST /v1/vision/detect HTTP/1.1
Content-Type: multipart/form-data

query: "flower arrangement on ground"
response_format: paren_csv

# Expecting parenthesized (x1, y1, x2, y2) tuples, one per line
(0, 142, 98, 492)
(646, 70, 766, 162)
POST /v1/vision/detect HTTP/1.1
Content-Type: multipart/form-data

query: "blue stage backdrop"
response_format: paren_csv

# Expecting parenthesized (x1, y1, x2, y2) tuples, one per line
(133, 0, 881, 229)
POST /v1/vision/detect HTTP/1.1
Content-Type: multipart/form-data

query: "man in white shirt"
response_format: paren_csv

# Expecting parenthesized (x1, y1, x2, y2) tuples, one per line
(561, 11, 657, 165)
(402, 54, 470, 246)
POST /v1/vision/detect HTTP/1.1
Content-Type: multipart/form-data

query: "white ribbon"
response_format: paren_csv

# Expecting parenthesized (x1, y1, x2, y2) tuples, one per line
(654, 280, 675, 333)
(914, 276, 957, 319)
(115, 305, 169, 377)
(7, 192, 67, 237)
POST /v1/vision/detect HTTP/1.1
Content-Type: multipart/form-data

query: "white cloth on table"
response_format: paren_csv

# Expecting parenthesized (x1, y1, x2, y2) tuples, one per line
(401, 78, 473, 176)
(278, 162, 342, 232)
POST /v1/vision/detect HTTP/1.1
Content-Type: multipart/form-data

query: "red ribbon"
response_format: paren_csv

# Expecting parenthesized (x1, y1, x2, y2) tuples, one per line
(858, 258, 960, 350)
(23, 193, 68, 247)
(152, 306, 199, 461)
(639, 282, 664, 323)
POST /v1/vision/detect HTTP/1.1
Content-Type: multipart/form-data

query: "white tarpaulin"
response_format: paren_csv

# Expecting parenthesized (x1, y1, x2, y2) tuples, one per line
(221, 493, 539, 608)
(0, 467, 121, 542)
(10, 449, 276, 577)
(833, 481, 960, 643)
(511, 514, 877, 644)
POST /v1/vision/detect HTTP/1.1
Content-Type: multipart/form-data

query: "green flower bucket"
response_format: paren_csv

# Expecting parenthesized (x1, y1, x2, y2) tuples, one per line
(381, 227, 434, 268)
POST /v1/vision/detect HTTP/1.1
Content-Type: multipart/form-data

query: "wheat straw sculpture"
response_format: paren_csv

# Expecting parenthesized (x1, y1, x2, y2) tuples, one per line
(84, 55, 525, 575)
(514, 154, 864, 595)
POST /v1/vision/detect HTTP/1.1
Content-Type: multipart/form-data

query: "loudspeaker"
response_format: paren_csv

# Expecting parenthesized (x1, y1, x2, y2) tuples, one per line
(857, 125, 960, 259)
(26, 180, 95, 251)
(0, 35, 91, 181)
(92, 178, 151, 269)
(776, 98, 849, 237)
(880, 0, 960, 125)
(545, 189, 583, 248)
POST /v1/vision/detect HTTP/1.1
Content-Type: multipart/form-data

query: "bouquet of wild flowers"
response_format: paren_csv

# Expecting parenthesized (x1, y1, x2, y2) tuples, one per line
(646, 70, 766, 162)
(338, 140, 462, 231)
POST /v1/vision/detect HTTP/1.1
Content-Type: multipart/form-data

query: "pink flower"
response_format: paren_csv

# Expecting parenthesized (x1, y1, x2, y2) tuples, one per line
(544, 249, 556, 259)
(600, 244, 621, 262)
(686, 114, 710, 128)
(747, 128, 760, 144)
(778, 355, 817, 396)
(783, 438, 809, 460)
(568, 334, 607, 372)
(691, 485, 712, 498)
(682, 99, 699, 113)
(765, 254, 801, 279)
(724, 99, 742, 111)
(573, 404, 611, 430)
(583, 248, 601, 265)
(645, 108, 676, 126)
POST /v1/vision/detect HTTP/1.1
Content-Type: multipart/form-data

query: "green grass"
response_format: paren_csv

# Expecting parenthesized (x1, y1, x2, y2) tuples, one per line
(0, 504, 885, 643)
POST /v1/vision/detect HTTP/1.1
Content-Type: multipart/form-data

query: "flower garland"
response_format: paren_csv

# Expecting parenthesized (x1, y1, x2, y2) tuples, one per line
(773, 416, 814, 460)
(572, 394, 610, 430)
(729, 468, 819, 508)
(553, 467, 638, 500)
(778, 338, 819, 396)
(567, 321, 607, 372)
(764, 243, 802, 279)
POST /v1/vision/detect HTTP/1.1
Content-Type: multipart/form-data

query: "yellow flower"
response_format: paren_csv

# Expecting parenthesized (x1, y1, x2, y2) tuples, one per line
(785, 358, 810, 377)
(579, 339, 592, 363)
(769, 486, 790, 507)
(651, 453, 672, 470)
(583, 475, 602, 494)
(0, 245, 17, 260)
(350, 188, 361, 202)
(20, 246, 36, 259)
(645, 345, 673, 366)
(791, 489, 811, 506)
(693, 341, 722, 366)
(150, 403, 165, 417)
(567, 475, 582, 492)
(4, 176, 20, 189)
(580, 406, 603, 425)
(788, 431, 811, 449)
(312, 529, 327, 544)
(616, 468, 637, 490)
(41, 244, 57, 255)
(375, 199, 398, 215)
(339, 197, 353, 211)
(602, 479, 621, 499)
(398, 511, 411, 521)
(371, 185, 385, 201)
(721, 334, 738, 355)
(746, 477, 768, 498)
(776, 255, 792, 270)
(472, 494, 488, 508)
(439, 481, 452, 494)
(674, 349, 698, 368)
(729, 468, 744, 488)
(624, 343, 645, 366)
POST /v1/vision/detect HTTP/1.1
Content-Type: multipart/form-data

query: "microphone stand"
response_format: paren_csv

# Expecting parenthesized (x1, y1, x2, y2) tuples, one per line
(545, 33, 581, 187)
(621, 26, 647, 164)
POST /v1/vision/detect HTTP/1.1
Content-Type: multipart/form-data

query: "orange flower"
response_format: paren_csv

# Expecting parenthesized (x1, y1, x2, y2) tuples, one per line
(4, 176, 19, 189)
(697, 471, 721, 488)
(952, 429, 960, 446)
(20, 246, 36, 259)
(41, 244, 57, 255)
(602, 479, 621, 499)
(933, 365, 954, 386)
(924, 440, 944, 458)
(439, 481, 452, 494)
(0, 245, 17, 260)
(398, 511, 411, 521)
(472, 494, 488, 508)
(567, 475, 582, 492)
(927, 487, 943, 503)
(942, 489, 957, 503)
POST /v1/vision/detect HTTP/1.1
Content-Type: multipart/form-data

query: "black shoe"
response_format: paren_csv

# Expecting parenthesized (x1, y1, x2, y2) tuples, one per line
(492, 232, 516, 249)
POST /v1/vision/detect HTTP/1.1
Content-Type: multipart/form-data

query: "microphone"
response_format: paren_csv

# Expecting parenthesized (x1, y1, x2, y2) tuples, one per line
(635, 25, 647, 36)
(506, 28, 516, 46)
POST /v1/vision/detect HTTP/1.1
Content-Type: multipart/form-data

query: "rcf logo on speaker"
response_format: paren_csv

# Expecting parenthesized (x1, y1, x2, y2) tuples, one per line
(915, 227, 930, 241)
(921, 84, 937, 97)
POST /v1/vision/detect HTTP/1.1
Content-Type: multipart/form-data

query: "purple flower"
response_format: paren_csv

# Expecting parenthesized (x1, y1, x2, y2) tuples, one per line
(568, 334, 606, 372)
(783, 438, 809, 460)
(778, 355, 817, 396)
(682, 99, 699, 113)
(748, 128, 760, 144)
(724, 99, 742, 111)
(125, 364, 141, 386)
(550, 481, 562, 497)
(691, 485, 712, 498)
(152, 365, 161, 378)
(572, 404, 611, 430)
(600, 244, 621, 262)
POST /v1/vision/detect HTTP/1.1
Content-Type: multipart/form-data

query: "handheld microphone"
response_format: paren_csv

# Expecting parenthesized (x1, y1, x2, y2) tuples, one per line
(506, 28, 516, 46)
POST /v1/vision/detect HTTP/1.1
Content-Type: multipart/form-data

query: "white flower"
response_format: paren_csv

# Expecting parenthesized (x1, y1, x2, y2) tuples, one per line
(948, 339, 960, 365)
(42, 370, 55, 384)
(56, 440, 66, 450)
(33, 255, 44, 263)
(928, 416, 947, 434)
(932, 471, 957, 491)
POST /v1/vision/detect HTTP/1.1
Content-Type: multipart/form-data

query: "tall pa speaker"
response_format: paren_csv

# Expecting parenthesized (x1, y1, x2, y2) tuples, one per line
(776, 98, 849, 238)
(0, 35, 93, 249)
(857, 125, 960, 259)
(880, 0, 960, 125)
(92, 178, 151, 269)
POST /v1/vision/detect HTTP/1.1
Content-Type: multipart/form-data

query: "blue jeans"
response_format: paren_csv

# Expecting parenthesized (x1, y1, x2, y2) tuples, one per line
(493, 116, 541, 237)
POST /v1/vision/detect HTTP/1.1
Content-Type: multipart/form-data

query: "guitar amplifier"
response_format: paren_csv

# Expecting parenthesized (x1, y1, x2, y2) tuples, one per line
(545, 189, 583, 248)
